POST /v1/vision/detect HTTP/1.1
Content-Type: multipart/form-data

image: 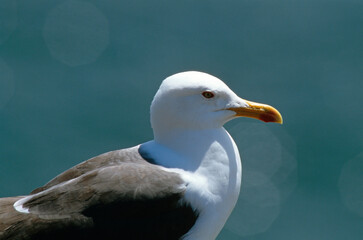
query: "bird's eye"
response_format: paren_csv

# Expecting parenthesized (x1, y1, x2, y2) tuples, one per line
(202, 91, 215, 99)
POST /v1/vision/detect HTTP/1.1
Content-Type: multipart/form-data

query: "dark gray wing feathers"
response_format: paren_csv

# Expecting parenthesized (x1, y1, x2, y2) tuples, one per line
(0, 146, 198, 240)
(24, 163, 186, 216)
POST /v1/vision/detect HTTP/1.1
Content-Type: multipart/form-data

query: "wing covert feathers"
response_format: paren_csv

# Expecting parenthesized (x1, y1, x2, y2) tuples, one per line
(0, 146, 197, 240)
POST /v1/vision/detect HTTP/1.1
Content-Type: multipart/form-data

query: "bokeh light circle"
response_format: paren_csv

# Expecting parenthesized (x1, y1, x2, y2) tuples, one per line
(225, 171, 280, 236)
(225, 122, 298, 236)
(231, 123, 285, 177)
(230, 122, 298, 200)
(43, 0, 109, 66)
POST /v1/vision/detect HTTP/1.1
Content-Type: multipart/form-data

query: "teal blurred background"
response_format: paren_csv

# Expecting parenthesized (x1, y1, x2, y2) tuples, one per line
(0, 0, 362, 239)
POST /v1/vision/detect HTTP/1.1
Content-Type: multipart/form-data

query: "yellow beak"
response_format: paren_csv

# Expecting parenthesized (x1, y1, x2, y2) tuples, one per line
(227, 99, 283, 124)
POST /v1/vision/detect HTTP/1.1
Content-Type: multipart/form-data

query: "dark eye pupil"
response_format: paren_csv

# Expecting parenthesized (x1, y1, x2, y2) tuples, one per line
(202, 91, 214, 98)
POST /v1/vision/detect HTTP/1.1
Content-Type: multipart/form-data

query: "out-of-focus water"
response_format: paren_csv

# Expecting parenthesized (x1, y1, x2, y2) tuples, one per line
(0, 1, 362, 239)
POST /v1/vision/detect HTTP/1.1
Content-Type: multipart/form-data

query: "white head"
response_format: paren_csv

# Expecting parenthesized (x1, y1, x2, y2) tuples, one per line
(147, 71, 282, 240)
(150, 71, 282, 137)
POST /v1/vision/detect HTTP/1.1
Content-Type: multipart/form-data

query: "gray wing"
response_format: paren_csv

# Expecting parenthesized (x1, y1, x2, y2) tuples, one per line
(31, 146, 144, 194)
(0, 147, 198, 240)
(24, 162, 186, 216)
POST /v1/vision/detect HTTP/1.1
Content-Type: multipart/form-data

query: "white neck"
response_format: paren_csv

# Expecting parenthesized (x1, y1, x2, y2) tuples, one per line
(142, 127, 242, 240)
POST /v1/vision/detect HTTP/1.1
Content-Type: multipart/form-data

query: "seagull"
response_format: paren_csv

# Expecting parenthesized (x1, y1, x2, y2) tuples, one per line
(0, 71, 282, 240)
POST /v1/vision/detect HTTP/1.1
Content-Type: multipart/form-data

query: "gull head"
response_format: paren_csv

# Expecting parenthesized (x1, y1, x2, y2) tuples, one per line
(150, 71, 282, 134)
